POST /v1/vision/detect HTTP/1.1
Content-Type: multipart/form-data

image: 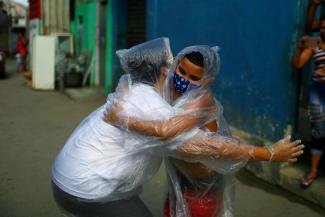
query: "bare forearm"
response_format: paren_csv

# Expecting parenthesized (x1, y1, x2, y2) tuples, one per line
(291, 47, 313, 69)
(291, 48, 303, 69)
(177, 135, 303, 163)
(249, 146, 271, 162)
(126, 114, 206, 139)
(306, 2, 320, 31)
(107, 92, 216, 139)
(177, 136, 253, 161)
(126, 117, 163, 137)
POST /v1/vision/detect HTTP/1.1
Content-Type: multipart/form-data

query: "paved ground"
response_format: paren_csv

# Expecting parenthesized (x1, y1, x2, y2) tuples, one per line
(0, 59, 324, 217)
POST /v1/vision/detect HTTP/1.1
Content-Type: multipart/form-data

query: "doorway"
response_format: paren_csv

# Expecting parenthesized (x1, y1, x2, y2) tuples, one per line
(127, 0, 147, 48)
(99, 0, 108, 88)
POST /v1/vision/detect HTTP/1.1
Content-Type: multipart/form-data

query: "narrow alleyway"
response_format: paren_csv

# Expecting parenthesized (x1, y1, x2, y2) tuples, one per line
(0, 59, 106, 217)
(0, 59, 324, 217)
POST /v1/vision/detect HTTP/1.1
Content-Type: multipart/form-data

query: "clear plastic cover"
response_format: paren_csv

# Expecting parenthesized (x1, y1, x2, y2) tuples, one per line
(105, 42, 254, 217)
(108, 42, 302, 216)
(53, 38, 303, 217)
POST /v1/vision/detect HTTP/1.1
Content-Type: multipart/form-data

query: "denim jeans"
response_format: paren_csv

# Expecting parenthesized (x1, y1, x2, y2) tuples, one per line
(308, 81, 325, 153)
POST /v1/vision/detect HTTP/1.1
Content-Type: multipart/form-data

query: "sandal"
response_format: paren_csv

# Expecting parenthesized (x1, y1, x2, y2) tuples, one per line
(300, 173, 318, 189)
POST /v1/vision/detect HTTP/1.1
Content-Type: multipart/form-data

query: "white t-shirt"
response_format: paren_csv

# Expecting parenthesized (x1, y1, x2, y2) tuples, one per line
(52, 83, 173, 201)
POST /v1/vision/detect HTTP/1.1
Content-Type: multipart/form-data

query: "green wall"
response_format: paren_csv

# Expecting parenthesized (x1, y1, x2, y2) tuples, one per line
(104, 0, 113, 93)
(70, 1, 96, 86)
(75, 1, 96, 53)
(70, 0, 113, 92)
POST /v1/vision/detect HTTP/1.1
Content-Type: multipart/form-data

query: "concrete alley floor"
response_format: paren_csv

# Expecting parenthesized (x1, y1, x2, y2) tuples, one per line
(0, 60, 324, 217)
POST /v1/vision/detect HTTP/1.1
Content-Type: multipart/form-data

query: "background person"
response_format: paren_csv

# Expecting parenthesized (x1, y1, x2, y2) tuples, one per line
(291, 19, 325, 188)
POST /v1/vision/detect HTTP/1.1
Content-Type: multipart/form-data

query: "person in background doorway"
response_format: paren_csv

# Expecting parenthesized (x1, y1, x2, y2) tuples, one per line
(16, 33, 28, 73)
(292, 18, 325, 188)
(306, 0, 325, 32)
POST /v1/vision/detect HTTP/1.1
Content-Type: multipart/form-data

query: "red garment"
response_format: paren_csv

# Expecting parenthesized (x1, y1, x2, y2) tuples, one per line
(17, 39, 27, 55)
(164, 191, 223, 217)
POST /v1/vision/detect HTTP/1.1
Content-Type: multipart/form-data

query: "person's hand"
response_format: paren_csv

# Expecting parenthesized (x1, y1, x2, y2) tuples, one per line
(313, 0, 325, 5)
(103, 102, 124, 125)
(271, 136, 304, 162)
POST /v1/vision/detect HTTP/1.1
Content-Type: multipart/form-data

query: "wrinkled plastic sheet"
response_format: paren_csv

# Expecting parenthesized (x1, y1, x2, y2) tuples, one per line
(53, 38, 253, 217)
(106, 38, 254, 217)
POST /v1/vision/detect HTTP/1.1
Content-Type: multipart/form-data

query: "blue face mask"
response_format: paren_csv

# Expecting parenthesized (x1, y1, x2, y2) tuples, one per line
(173, 71, 198, 94)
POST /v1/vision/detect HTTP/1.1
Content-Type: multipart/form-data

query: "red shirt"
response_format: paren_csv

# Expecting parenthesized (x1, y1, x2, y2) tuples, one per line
(17, 39, 27, 55)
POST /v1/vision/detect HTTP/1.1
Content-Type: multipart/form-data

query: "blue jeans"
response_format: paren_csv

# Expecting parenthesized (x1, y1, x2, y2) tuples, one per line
(308, 81, 325, 154)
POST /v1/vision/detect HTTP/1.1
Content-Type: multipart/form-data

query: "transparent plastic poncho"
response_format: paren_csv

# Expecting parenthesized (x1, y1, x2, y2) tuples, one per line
(104, 39, 254, 217)
(160, 46, 252, 217)
(52, 38, 175, 202)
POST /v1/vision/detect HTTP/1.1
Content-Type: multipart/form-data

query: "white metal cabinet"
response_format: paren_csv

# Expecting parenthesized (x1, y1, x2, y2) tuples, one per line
(32, 35, 55, 90)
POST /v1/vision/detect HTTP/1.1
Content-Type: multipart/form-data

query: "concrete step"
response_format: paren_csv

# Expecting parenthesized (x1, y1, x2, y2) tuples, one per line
(246, 163, 325, 210)
(64, 87, 105, 101)
(278, 164, 325, 209)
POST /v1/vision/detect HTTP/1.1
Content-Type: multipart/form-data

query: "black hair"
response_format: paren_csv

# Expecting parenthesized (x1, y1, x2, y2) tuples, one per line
(185, 51, 204, 67)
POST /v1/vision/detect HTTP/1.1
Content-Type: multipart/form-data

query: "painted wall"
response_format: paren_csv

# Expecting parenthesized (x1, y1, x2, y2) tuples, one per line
(147, 0, 308, 141)
(42, 0, 70, 34)
(69, 0, 96, 85)
(74, 1, 96, 54)
(104, 0, 114, 93)
(110, 0, 128, 89)
(69, 0, 115, 92)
